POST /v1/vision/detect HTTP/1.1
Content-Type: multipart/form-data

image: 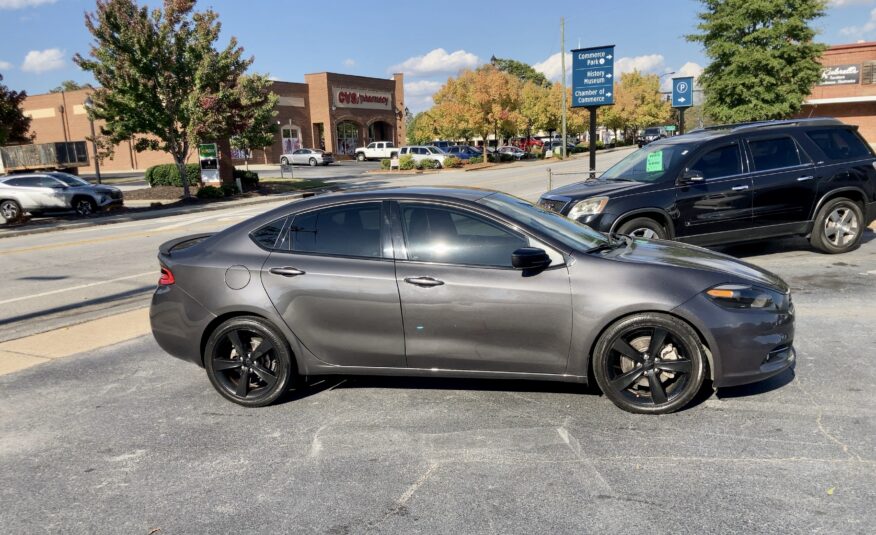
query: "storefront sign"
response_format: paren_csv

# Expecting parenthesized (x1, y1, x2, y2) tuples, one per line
(334, 88, 392, 110)
(818, 64, 860, 86)
(199, 143, 220, 185)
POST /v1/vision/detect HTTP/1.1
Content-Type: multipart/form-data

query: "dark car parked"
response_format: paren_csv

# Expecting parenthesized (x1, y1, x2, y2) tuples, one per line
(445, 145, 482, 160)
(539, 118, 876, 254)
(636, 126, 667, 148)
(151, 187, 795, 414)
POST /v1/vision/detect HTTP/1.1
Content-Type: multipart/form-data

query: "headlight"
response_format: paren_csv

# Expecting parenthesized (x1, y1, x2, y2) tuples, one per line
(567, 196, 608, 220)
(706, 284, 786, 310)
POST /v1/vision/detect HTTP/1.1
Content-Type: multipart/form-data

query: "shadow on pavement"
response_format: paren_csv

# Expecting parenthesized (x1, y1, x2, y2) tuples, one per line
(714, 229, 875, 258)
(715, 367, 796, 399)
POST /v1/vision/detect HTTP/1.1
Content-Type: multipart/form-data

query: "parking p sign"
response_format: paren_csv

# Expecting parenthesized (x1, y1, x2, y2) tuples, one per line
(672, 76, 694, 108)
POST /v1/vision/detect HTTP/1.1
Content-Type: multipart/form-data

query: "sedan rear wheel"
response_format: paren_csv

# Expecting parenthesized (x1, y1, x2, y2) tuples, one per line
(593, 313, 706, 414)
(309, 158, 318, 167)
(204, 317, 294, 407)
(1, 199, 22, 223)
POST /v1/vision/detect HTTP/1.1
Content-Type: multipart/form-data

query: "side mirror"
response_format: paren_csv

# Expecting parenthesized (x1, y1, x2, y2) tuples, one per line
(511, 247, 551, 270)
(679, 169, 704, 184)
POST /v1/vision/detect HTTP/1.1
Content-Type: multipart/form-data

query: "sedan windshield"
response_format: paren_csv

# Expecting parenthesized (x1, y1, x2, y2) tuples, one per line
(478, 192, 609, 251)
(600, 143, 692, 183)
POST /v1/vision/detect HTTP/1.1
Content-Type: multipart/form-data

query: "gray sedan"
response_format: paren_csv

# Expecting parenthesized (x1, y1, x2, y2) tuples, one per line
(280, 149, 334, 166)
(150, 187, 795, 414)
(0, 172, 123, 222)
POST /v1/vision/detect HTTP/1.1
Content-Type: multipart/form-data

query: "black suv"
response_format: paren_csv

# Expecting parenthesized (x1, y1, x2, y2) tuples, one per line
(539, 118, 876, 254)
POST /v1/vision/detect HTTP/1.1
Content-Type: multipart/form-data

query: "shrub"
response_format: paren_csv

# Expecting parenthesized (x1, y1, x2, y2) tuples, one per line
(146, 163, 201, 187)
(595, 140, 605, 150)
(499, 153, 515, 163)
(398, 154, 416, 170)
(468, 156, 484, 164)
(572, 144, 586, 154)
(196, 185, 224, 199)
(443, 156, 462, 168)
(220, 183, 239, 197)
(233, 169, 259, 191)
(380, 158, 391, 170)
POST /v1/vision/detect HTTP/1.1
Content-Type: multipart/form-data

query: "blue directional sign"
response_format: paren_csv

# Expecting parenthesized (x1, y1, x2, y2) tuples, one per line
(672, 76, 694, 108)
(571, 45, 615, 108)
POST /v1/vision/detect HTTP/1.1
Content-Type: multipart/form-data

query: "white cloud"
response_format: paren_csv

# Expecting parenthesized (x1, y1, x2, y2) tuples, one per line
(0, 0, 56, 9)
(21, 48, 65, 73)
(343, 58, 356, 67)
(391, 48, 480, 76)
(828, 0, 875, 7)
(840, 7, 876, 36)
(406, 80, 442, 96)
(533, 52, 571, 81)
(0, 60, 12, 70)
(660, 61, 705, 91)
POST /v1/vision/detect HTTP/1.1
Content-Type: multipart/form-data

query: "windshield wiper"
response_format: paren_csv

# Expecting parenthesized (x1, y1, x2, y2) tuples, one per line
(586, 234, 630, 254)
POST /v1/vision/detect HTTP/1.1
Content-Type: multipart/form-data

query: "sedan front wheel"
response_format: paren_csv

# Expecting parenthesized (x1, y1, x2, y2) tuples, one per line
(593, 312, 707, 414)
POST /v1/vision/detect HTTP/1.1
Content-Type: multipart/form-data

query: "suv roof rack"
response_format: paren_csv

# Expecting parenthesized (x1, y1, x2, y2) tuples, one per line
(691, 117, 843, 134)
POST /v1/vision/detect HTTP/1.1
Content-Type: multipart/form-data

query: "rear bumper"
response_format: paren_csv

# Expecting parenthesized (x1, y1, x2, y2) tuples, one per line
(150, 284, 215, 366)
(674, 293, 796, 388)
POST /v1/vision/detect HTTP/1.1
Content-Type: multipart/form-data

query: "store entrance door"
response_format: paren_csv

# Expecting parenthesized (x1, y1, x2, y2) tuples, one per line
(336, 121, 359, 156)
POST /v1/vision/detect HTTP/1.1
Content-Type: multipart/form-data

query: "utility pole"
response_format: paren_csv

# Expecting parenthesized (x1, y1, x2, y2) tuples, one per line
(560, 17, 567, 159)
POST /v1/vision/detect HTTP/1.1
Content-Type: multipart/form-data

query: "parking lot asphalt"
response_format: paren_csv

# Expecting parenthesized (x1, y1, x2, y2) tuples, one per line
(1, 233, 874, 534)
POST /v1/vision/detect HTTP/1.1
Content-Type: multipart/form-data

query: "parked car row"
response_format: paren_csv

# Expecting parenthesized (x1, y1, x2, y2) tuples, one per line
(0, 171, 123, 223)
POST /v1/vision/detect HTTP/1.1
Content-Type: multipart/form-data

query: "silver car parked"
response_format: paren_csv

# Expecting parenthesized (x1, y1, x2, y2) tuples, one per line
(0, 172, 123, 222)
(279, 149, 334, 167)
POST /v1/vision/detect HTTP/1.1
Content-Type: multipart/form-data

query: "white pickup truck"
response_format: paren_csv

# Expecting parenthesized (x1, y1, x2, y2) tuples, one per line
(355, 141, 398, 161)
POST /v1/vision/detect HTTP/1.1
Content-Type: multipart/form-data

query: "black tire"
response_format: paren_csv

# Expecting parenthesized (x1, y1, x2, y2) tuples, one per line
(73, 197, 97, 217)
(1, 199, 22, 223)
(592, 312, 706, 414)
(809, 197, 864, 254)
(616, 217, 667, 240)
(204, 316, 295, 407)
(309, 158, 318, 167)
(280, 157, 290, 165)
(356, 152, 366, 162)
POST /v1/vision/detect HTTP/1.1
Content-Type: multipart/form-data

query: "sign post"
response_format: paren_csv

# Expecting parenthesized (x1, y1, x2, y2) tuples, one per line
(671, 76, 694, 135)
(571, 45, 615, 178)
(198, 143, 220, 185)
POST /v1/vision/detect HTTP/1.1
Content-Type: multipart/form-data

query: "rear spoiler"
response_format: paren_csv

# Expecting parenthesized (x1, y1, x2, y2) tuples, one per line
(159, 233, 214, 256)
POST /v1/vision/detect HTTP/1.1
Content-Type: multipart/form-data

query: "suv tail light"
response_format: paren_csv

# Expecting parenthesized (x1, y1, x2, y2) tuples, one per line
(159, 266, 175, 286)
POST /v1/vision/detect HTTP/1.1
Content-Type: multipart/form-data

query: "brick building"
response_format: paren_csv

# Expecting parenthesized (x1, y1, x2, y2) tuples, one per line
(799, 41, 876, 144)
(18, 72, 405, 174)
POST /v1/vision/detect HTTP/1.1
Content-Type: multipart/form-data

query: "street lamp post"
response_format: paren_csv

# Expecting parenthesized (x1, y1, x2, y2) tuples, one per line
(83, 96, 101, 184)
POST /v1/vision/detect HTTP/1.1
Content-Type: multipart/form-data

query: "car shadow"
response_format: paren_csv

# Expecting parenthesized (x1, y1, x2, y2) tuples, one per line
(713, 228, 875, 259)
(714, 367, 796, 399)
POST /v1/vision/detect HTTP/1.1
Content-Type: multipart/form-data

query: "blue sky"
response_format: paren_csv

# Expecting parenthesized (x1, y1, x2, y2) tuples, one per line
(2, 0, 876, 111)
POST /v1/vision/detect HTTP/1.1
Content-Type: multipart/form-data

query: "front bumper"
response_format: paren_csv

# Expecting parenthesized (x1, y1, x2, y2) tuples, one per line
(674, 293, 796, 388)
(96, 196, 124, 209)
(866, 200, 876, 226)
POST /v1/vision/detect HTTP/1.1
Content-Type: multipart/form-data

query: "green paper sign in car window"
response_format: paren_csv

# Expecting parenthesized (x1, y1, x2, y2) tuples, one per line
(646, 150, 663, 172)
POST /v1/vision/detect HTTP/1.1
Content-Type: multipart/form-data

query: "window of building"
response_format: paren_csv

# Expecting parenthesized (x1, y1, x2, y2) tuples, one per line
(336, 122, 359, 156)
(806, 128, 873, 160)
(400, 204, 528, 267)
(862, 61, 876, 85)
(747, 136, 803, 171)
(688, 144, 742, 179)
(289, 203, 382, 259)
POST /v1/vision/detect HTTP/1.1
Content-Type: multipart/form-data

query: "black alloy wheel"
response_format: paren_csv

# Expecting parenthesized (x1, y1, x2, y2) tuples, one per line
(204, 317, 294, 407)
(74, 197, 97, 217)
(1, 199, 22, 223)
(593, 313, 706, 414)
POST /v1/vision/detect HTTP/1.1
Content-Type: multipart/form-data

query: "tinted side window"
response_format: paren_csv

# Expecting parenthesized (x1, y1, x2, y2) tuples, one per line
(806, 128, 872, 160)
(6, 176, 54, 187)
(290, 203, 382, 258)
(747, 137, 802, 171)
(251, 217, 287, 250)
(689, 144, 742, 179)
(400, 204, 527, 267)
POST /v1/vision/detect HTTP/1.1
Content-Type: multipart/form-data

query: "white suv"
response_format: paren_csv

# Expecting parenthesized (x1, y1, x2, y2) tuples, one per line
(398, 146, 447, 168)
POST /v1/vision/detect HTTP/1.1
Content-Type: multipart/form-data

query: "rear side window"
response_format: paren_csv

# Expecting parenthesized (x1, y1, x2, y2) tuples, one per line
(289, 203, 382, 259)
(747, 136, 804, 171)
(251, 217, 287, 250)
(806, 128, 872, 160)
(688, 144, 742, 179)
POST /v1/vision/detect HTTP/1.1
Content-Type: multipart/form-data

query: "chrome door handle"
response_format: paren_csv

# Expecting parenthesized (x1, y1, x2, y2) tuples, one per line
(269, 267, 306, 277)
(797, 176, 815, 182)
(731, 185, 749, 191)
(404, 276, 444, 287)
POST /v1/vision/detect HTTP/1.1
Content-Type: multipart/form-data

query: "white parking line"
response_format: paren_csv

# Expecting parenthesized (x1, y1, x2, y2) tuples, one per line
(0, 271, 156, 305)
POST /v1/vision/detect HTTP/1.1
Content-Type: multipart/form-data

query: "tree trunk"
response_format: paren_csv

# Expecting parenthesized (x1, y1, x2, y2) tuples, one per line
(175, 156, 190, 199)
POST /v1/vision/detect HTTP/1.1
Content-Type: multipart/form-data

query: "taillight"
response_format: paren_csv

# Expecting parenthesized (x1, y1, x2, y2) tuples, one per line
(159, 267, 175, 286)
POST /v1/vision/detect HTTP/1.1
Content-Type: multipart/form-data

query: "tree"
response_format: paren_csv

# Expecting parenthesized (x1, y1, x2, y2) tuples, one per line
(490, 56, 550, 87)
(688, 0, 827, 122)
(519, 81, 556, 138)
(229, 75, 279, 170)
(75, 0, 275, 197)
(0, 73, 32, 146)
(407, 111, 437, 145)
(603, 71, 671, 139)
(50, 80, 94, 93)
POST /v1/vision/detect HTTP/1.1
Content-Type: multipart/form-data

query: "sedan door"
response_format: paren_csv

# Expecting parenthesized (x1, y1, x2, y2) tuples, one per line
(260, 201, 406, 368)
(745, 134, 818, 228)
(290, 149, 308, 165)
(674, 140, 753, 240)
(390, 201, 573, 374)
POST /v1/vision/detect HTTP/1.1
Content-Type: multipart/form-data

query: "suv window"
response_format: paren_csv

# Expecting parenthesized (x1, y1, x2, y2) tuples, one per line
(747, 136, 804, 171)
(251, 217, 287, 250)
(806, 128, 872, 160)
(385, 142, 395, 148)
(400, 203, 527, 267)
(400, 147, 409, 155)
(689, 144, 742, 179)
(5, 176, 59, 188)
(289, 203, 382, 259)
